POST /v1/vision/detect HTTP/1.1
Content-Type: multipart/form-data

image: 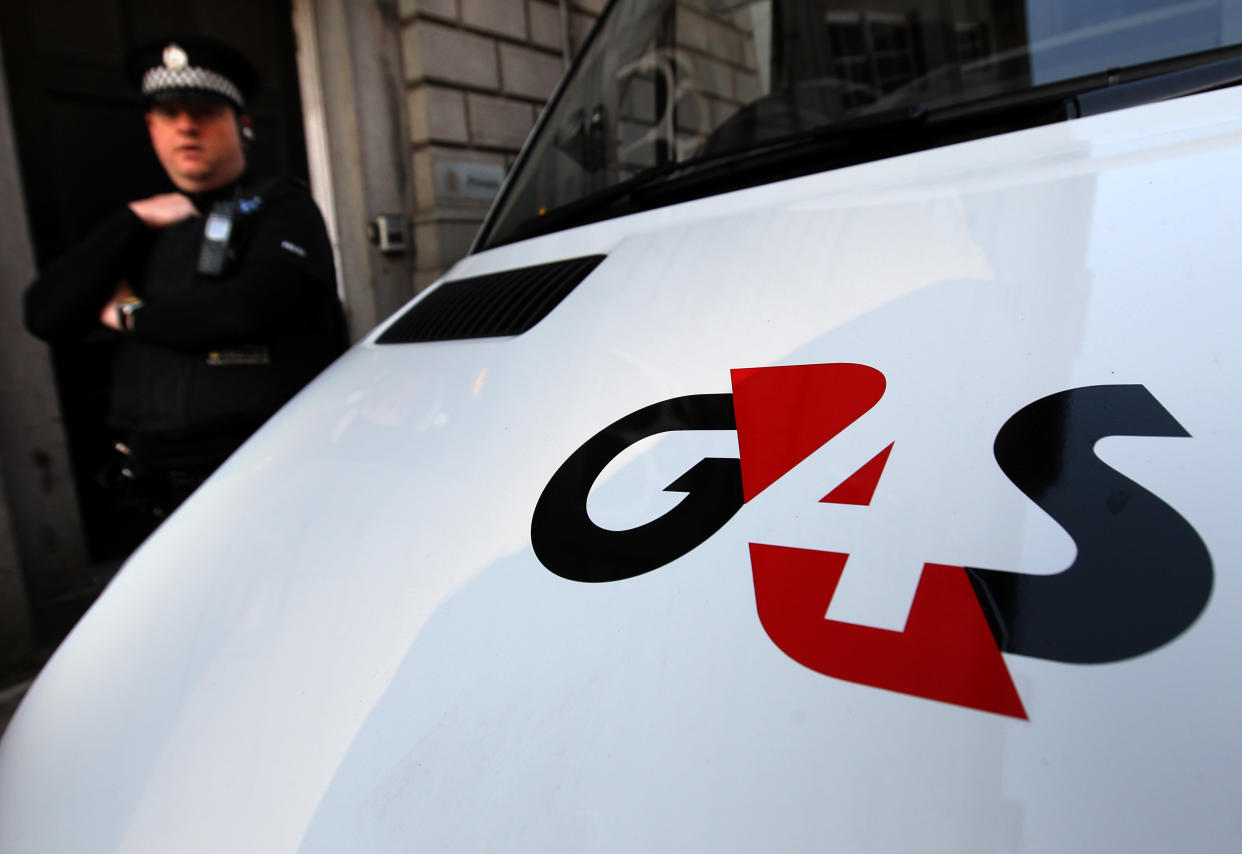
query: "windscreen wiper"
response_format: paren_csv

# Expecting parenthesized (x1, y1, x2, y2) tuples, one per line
(1072, 53, 1242, 116)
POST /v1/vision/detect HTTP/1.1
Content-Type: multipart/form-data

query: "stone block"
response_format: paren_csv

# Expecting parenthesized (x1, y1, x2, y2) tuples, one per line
(570, 11, 596, 55)
(413, 149, 437, 212)
(412, 218, 486, 277)
(437, 219, 485, 268)
(468, 93, 536, 149)
(694, 55, 734, 99)
(707, 20, 745, 66)
(500, 42, 564, 100)
(461, 0, 527, 39)
(403, 21, 498, 89)
(620, 74, 657, 122)
(675, 92, 707, 134)
(408, 84, 469, 144)
(413, 218, 443, 269)
(735, 69, 762, 104)
(574, 0, 606, 13)
(676, 6, 710, 52)
(399, 0, 458, 19)
(528, 0, 564, 52)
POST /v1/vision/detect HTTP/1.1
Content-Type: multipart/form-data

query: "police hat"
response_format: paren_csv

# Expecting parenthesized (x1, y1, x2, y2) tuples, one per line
(124, 36, 257, 112)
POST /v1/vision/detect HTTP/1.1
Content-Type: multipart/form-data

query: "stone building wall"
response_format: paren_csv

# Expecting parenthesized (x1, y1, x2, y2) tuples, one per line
(670, 0, 764, 155)
(398, 0, 603, 287)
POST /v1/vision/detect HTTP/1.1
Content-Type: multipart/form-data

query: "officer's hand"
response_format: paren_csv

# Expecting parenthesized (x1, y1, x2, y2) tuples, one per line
(99, 281, 136, 331)
(129, 193, 197, 228)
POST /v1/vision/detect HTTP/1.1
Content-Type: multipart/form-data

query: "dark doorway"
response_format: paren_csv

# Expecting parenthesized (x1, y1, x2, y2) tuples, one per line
(0, 0, 309, 636)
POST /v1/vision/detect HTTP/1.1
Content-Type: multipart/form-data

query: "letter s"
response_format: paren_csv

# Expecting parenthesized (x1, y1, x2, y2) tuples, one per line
(968, 385, 1212, 663)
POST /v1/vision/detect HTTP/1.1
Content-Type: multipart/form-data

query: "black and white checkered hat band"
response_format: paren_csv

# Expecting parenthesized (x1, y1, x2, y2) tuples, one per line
(142, 66, 244, 108)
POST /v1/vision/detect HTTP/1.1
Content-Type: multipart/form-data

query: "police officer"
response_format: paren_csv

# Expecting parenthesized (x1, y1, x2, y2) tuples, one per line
(24, 36, 346, 531)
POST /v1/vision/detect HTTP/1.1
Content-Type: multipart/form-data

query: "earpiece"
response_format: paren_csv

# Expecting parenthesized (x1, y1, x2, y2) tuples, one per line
(241, 125, 255, 142)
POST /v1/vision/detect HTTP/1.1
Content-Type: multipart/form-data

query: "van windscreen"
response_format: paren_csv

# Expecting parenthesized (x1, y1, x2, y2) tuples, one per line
(478, 0, 1242, 249)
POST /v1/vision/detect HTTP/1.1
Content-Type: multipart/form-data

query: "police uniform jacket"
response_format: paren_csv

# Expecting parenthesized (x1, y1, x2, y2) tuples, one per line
(24, 176, 345, 451)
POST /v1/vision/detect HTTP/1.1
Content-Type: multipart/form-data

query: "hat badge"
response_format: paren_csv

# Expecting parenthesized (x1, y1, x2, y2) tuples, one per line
(162, 43, 188, 70)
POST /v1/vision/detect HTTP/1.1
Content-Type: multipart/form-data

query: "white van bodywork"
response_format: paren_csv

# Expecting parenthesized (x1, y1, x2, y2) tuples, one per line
(3, 4, 1242, 852)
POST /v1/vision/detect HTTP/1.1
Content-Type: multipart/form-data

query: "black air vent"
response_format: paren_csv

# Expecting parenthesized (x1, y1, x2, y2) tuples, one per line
(376, 255, 605, 344)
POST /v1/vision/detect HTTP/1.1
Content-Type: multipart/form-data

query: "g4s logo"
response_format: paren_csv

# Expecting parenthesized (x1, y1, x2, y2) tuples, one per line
(531, 364, 1213, 718)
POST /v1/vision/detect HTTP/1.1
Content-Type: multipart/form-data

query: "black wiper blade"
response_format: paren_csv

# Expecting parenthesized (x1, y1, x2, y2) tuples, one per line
(633, 48, 1242, 205)
(1074, 53, 1242, 116)
(637, 102, 930, 190)
(506, 104, 929, 243)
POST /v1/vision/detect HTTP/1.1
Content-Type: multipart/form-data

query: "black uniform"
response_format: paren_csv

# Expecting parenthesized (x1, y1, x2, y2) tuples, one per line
(24, 174, 346, 516)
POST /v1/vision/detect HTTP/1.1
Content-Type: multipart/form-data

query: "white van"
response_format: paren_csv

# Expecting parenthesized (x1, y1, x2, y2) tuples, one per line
(3, 1, 1240, 850)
